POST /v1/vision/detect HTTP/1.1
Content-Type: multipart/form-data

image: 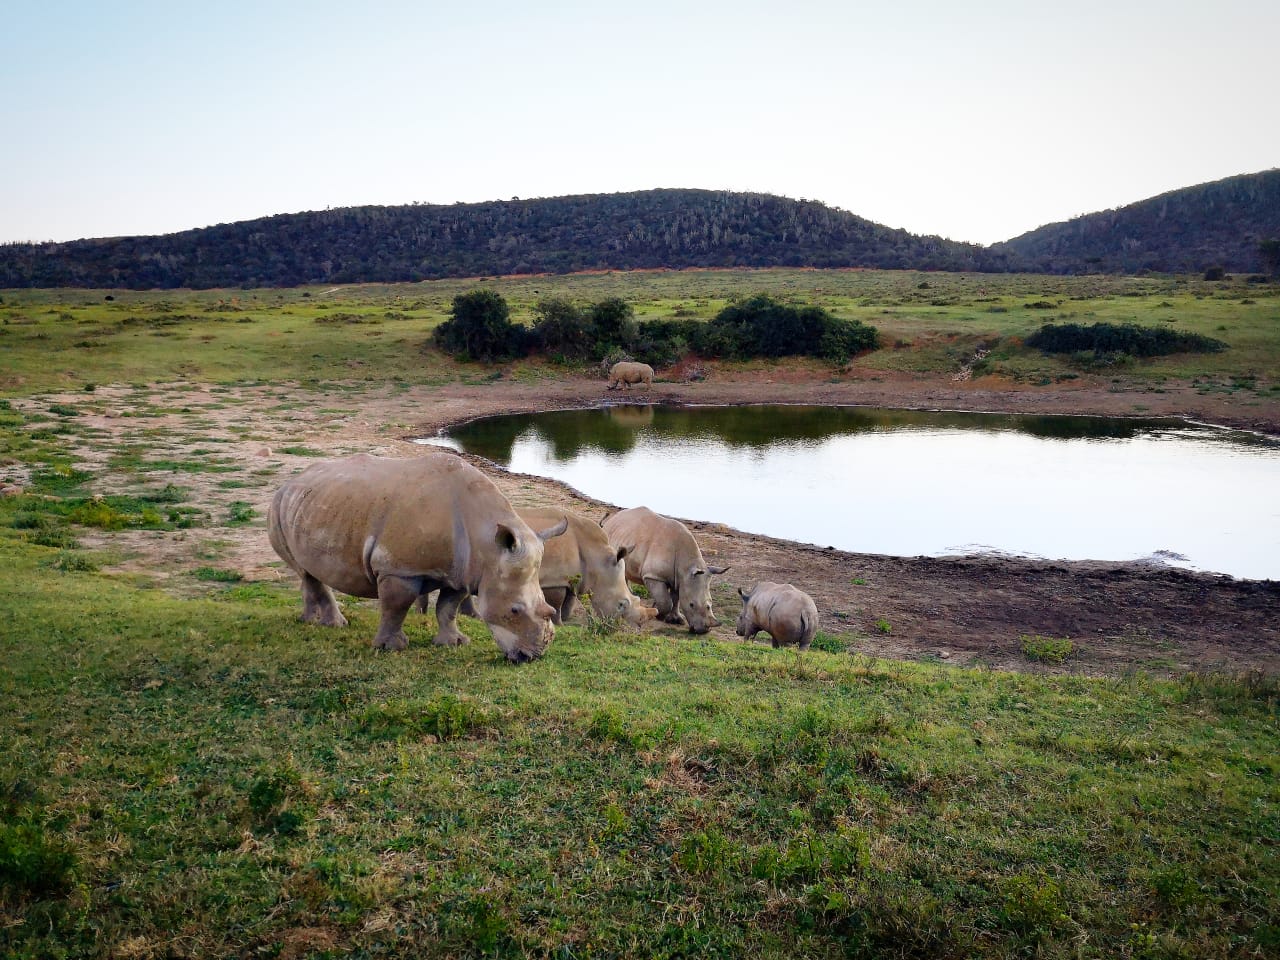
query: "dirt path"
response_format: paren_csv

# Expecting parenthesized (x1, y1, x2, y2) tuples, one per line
(28, 369, 1279, 677)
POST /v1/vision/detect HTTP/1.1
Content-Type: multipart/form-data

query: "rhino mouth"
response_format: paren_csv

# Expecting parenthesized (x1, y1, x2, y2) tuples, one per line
(491, 622, 553, 664)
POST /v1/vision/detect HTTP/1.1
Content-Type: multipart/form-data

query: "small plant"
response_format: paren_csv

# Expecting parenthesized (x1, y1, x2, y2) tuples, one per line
(1021, 634, 1074, 663)
(53, 551, 100, 572)
(0, 821, 77, 896)
(808, 631, 846, 654)
(193, 566, 243, 583)
(874, 618, 892, 635)
(226, 501, 256, 525)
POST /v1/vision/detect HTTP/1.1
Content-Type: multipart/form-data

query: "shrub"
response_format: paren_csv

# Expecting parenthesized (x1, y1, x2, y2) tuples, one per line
(703, 295, 878, 361)
(1026, 322, 1226, 358)
(530, 297, 591, 359)
(0, 822, 77, 897)
(433, 289, 528, 362)
(1021, 634, 1074, 663)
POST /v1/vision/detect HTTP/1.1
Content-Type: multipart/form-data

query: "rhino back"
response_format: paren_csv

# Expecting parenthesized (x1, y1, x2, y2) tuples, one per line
(751, 582, 818, 644)
(270, 453, 500, 597)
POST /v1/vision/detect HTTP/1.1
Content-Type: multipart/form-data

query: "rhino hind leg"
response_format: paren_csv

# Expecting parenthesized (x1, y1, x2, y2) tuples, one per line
(301, 573, 348, 627)
(372, 575, 421, 651)
(432, 586, 472, 647)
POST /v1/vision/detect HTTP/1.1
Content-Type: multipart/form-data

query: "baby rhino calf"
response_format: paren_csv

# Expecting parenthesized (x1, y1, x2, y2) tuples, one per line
(735, 581, 819, 650)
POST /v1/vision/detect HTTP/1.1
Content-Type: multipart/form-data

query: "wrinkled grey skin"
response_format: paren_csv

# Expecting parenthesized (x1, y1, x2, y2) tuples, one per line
(606, 361, 654, 391)
(735, 581, 819, 651)
(602, 506, 729, 634)
(268, 453, 565, 662)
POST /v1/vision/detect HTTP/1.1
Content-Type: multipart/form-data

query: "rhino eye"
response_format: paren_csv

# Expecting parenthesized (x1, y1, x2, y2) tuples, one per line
(510, 604, 524, 616)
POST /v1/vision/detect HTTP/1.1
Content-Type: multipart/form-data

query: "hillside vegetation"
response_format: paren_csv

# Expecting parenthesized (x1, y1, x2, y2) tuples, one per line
(0, 190, 1000, 289)
(3, 173, 1278, 290)
(996, 169, 1280, 275)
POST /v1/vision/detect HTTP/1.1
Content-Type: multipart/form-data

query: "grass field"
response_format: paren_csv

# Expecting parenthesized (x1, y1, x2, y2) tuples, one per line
(2, 270, 1278, 958)
(2, 270, 1277, 393)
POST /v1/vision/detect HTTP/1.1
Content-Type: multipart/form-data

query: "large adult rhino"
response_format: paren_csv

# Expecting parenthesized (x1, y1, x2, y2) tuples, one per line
(268, 452, 566, 662)
(606, 361, 654, 391)
(602, 506, 729, 634)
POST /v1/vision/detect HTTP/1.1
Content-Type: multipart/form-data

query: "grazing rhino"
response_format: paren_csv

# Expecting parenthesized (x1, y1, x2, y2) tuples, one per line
(519, 507, 658, 627)
(735, 581, 819, 650)
(602, 506, 728, 634)
(268, 452, 566, 662)
(458, 508, 658, 628)
(607, 361, 654, 391)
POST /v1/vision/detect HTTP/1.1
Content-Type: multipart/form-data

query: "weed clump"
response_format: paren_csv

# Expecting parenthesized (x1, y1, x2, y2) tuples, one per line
(1021, 634, 1074, 663)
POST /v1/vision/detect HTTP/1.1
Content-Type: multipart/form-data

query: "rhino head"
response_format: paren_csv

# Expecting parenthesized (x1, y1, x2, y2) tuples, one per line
(586, 543, 659, 628)
(734, 585, 754, 637)
(680, 563, 730, 634)
(474, 517, 567, 663)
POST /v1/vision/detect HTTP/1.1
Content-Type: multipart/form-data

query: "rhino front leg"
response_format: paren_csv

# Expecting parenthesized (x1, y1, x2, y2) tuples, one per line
(542, 587, 568, 626)
(301, 572, 348, 627)
(645, 577, 682, 625)
(372, 575, 419, 651)
(433, 586, 472, 647)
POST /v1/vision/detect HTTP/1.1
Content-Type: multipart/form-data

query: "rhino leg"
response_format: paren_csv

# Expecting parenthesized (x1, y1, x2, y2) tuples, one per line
(301, 573, 348, 627)
(432, 586, 472, 647)
(645, 577, 682, 625)
(372, 575, 419, 651)
(457, 594, 480, 618)
(542, 587, 568, 626)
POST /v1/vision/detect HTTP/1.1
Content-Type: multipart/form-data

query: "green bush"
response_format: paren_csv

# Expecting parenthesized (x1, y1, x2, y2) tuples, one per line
(1026, 322, 1226, 358)
(0, 822, 76, 897)
(1021, 634, 1074, 663)
(433, 289, 529, 362)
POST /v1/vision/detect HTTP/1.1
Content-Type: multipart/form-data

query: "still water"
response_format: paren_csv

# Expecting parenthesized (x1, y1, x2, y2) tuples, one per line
(428, 405, 1280, 580)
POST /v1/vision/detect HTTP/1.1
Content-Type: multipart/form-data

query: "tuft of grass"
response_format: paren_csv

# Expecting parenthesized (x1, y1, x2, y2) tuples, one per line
(1020, 634, 1074, 663)
(193, 566, 243, 583)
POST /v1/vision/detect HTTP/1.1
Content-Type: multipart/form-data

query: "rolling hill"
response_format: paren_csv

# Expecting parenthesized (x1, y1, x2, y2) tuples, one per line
(994, 169, 1280, 275)
(0, 190, 1004, 289)
(1, 174, 1276, 289)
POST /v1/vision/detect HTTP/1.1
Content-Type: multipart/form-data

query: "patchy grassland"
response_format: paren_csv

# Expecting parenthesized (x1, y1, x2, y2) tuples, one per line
(1, 270, 1278, 957)
(2, 270, 1278, 393)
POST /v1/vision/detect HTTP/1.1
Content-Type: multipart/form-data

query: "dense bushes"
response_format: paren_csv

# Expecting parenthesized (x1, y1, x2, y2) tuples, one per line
(436, 291, 880, 367)
(1026, 322, 1227, 358)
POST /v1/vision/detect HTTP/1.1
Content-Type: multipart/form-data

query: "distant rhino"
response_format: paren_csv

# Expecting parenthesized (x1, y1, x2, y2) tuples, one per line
(607, 361, 654, 391)
(457, 507, 658, 628)
(602, 506, 729, 634)
(268, 452, 565, 662)
(735, 581, 819, 650)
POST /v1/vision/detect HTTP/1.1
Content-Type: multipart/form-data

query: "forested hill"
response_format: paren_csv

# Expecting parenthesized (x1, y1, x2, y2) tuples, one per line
(0, 189, 1006, 289)
(993, 169, 1280, 275)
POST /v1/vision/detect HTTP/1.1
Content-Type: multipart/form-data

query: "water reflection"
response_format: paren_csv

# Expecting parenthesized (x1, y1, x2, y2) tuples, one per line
(438, 404, 1280, 580)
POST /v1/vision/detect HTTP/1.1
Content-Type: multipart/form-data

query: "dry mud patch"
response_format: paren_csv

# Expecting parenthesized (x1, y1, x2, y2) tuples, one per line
(20, 373, 1280, 676)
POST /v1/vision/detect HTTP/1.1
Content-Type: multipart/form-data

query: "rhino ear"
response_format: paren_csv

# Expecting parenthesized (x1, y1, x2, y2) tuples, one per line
(708, 564, 730, 576)
(737, 586, 749, 601)
(536, 516, 568, 541)
(495, 523, 520, 553)
(599, 511, 613, 527)
(615, 544, 633, 563)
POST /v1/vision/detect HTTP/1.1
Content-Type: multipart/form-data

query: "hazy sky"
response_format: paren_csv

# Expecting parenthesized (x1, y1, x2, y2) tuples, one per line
(4, 0, 1276, 246)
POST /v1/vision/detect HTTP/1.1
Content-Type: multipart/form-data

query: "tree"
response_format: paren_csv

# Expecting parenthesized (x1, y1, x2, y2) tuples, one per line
(1260, 239, 1280, 276)
(432, 289, 526, 362)
(588, 298, 637, 355)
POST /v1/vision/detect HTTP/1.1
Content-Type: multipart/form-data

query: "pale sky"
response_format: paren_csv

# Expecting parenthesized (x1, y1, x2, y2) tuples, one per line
(3, 0, 1277, 247)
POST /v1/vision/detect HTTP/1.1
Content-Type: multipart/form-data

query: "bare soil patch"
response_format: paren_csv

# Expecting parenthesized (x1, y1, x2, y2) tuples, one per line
(31, 369, 1279, 677)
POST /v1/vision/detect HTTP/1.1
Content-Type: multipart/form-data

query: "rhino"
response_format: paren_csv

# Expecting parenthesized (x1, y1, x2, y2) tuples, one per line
(268, 452, 566, 662)
(735, 581, 819, 650)
(457, 507, 658, 627)
(607, 361, 654, 391)
(601, 506, 729, 634)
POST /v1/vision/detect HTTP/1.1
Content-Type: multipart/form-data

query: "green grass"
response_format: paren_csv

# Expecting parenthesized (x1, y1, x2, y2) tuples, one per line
(2, 271, 1277, 392)
(0, 535, 1275, 958)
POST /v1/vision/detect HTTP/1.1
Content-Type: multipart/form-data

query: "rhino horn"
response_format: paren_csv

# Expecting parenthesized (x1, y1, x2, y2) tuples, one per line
(536, 516, 569, 541)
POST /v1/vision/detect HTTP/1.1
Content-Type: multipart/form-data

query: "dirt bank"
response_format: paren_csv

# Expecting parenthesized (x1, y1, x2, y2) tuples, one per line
(50, 370, 1280, 677)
